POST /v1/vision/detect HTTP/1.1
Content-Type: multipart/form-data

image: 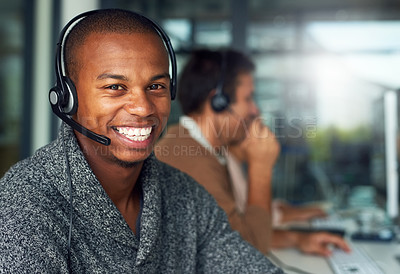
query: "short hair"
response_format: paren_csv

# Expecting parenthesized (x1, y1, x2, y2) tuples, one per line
(64, 9, 161, 81)
(177, 48, 255, 115)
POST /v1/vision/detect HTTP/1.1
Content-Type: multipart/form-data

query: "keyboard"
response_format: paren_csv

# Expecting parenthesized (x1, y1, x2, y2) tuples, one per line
(311, 217, 346, 229)
(311, 215, 348, 230)
(310, 215, 356, 231)
(328, 244, 384, 274)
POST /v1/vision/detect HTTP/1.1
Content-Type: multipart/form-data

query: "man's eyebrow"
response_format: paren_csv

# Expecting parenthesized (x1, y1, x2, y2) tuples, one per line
(96, 73, 169, 82)
(151, 73, 170, 81)
(96, 73, 129, 81)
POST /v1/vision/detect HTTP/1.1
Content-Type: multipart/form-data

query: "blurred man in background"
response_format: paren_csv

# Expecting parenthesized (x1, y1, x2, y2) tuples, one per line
(156, 48, 350, 256)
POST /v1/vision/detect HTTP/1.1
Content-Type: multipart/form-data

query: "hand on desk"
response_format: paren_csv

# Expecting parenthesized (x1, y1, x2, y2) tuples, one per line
(296, 232, 351, 257)
(272, 230, 351, 257)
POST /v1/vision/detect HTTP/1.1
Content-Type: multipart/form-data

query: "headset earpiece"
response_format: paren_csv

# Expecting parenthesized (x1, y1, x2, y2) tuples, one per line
(49, 76, 77, 115)
(49, 86, 63, 109)
(211, 50, 230, 113)
(211, 92, 230, 112)
(61, 77, 78, 115)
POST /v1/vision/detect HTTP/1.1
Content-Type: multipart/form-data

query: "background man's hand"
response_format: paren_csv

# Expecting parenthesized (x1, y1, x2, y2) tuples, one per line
(241, 118, 280, 168)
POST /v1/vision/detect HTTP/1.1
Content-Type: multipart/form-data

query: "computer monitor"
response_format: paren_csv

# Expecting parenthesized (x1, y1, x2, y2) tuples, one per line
(371, 90, 399, 220)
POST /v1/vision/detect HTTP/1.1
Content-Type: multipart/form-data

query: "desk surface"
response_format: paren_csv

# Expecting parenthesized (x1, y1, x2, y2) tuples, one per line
(269, 240, 400, 274)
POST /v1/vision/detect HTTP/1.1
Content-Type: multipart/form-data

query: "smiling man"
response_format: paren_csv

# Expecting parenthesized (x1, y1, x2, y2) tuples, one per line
(0, 9, 282, 273)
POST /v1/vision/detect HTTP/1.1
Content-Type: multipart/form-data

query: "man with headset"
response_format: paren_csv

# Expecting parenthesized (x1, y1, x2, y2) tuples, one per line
(0, 9, 283, 273)
(155, 48, 350, 256)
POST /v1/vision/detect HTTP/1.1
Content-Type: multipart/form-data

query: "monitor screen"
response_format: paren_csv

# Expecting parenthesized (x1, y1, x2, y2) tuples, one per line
(371, 90, 399, 220)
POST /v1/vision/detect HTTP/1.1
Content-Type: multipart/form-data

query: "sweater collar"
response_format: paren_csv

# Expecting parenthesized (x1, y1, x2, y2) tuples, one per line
(52, 123, 162, 265)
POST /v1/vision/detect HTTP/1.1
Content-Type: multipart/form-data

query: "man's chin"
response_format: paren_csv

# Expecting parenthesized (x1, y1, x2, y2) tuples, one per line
(229, 133, 247, 146)
(111, 158, 141, 169)
(228, 139, 244, 147)
(109, 150, 153, 168)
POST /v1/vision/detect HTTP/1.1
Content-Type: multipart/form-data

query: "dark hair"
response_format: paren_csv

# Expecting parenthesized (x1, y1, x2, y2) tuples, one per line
(177, 48, 255, 115)
(64, 9, 160, 81)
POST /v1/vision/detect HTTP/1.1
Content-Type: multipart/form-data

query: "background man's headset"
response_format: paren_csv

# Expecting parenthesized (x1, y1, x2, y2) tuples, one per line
(49, 9, 177, 146)
(210, 51, 230, 113)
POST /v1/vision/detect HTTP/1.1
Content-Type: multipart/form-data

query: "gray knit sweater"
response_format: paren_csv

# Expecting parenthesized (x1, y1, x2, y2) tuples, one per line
(0, 124, 283, 273)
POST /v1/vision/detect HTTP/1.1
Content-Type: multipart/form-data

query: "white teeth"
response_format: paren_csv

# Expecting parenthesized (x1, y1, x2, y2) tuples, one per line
(124, 135, 147, 141)
(116, 126, 152, 141)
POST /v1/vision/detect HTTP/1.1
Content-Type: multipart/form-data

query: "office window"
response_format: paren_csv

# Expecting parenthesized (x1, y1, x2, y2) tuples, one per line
(0, 0, 27, 176)
(163, 19, 192, 50)
(194, 21, 232, 48)
(247, 21, 297, 52)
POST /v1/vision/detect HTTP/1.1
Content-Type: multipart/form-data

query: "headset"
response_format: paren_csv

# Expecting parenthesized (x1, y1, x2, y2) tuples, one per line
(210, 51, 230, 113)
(49, 9, 177, 146)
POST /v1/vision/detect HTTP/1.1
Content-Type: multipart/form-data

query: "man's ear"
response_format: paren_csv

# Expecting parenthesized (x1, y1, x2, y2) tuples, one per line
(207, 89, 218, 100)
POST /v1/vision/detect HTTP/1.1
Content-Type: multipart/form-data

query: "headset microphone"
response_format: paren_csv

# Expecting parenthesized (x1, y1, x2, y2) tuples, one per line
(49, 87, 111, 146)
(49, 10, 177, 146)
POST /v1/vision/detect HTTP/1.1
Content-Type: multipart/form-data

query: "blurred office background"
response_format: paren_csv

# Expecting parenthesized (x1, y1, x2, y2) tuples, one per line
(1, 0, 399, 212)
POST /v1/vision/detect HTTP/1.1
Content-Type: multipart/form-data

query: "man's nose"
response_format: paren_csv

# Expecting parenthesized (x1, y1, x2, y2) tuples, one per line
(123, 90, 155, 117)
(251, 100, 260, 117)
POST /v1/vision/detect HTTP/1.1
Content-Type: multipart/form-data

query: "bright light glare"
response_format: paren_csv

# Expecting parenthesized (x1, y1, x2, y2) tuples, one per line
(304, 21, 399, 129)
(309, 56, 380, 129)
(307, 21, 400, 51)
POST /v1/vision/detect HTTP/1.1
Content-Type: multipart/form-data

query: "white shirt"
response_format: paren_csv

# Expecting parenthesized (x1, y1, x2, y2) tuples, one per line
(179, 115, 227, 165)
